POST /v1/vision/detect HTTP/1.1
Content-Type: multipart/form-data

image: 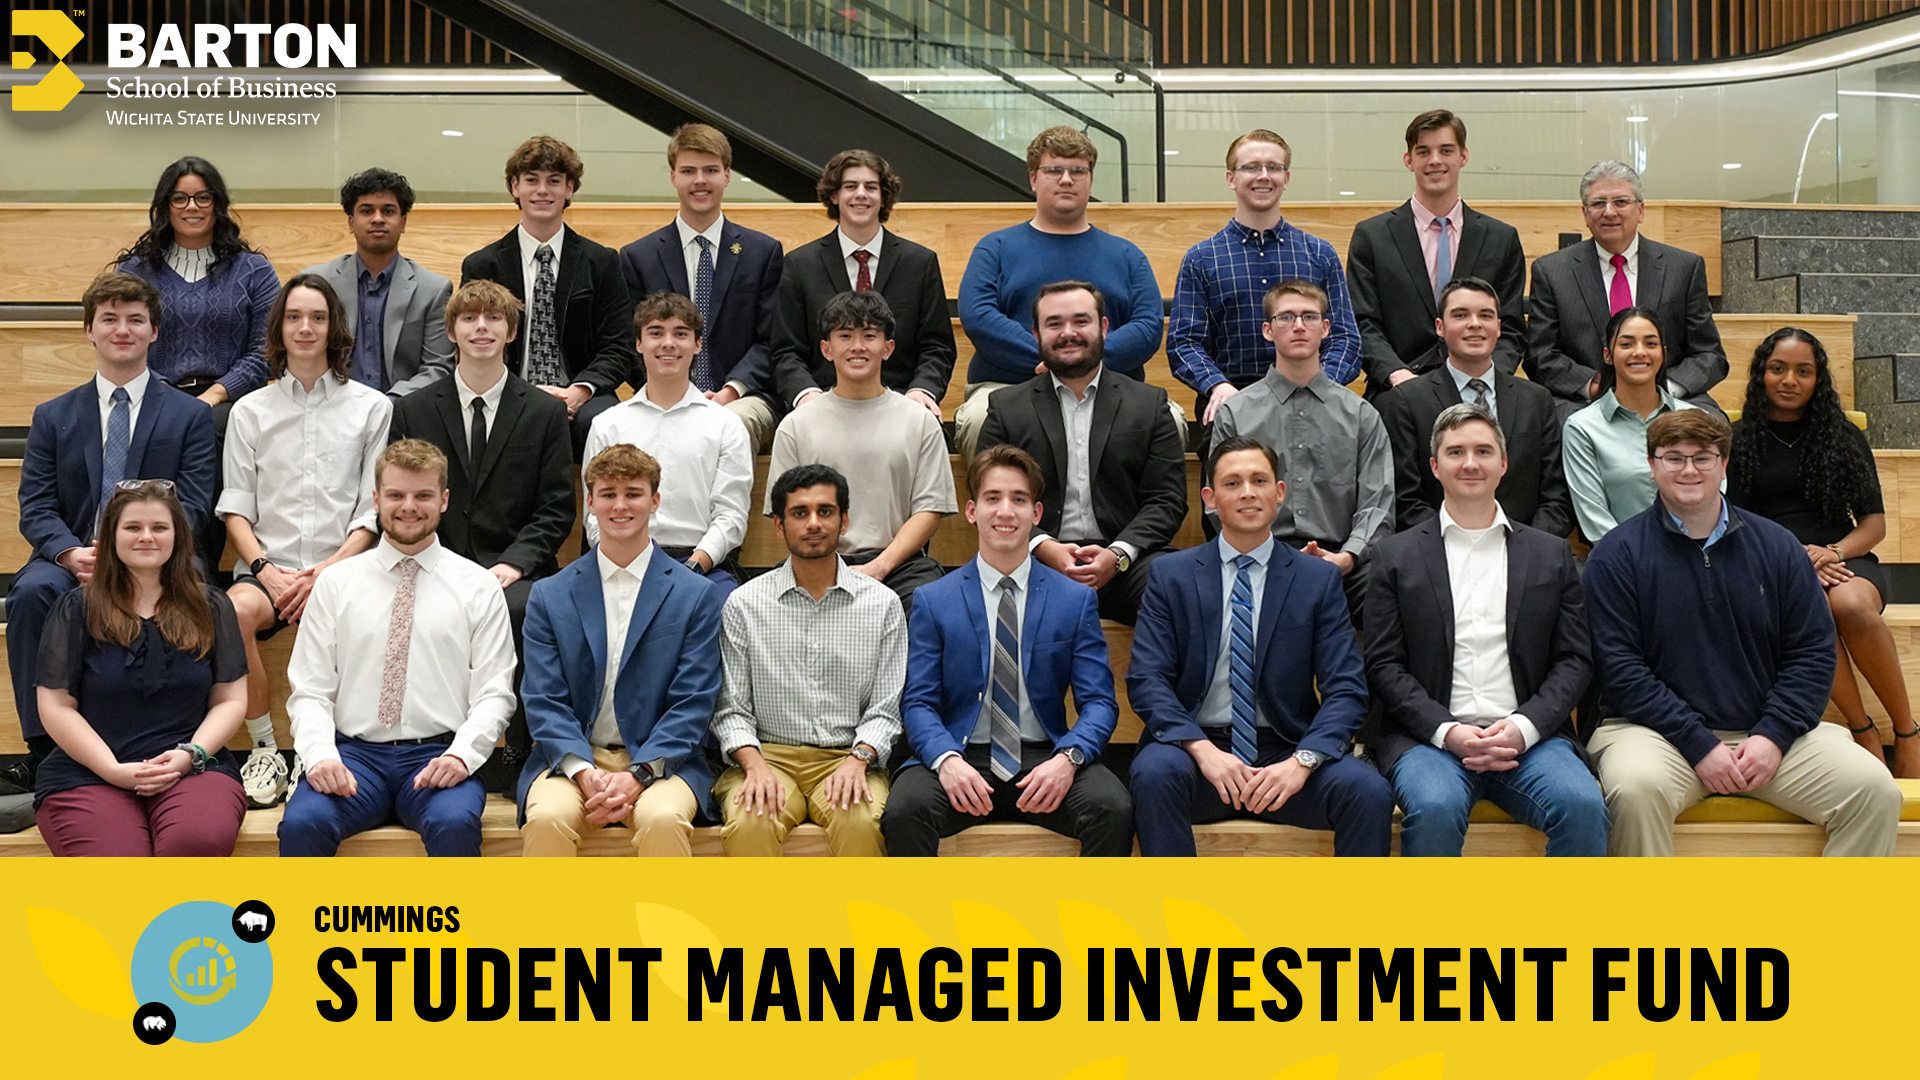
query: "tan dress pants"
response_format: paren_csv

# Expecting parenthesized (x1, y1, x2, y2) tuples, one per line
(712, 744, 889, 857)
(521, 746, 700, 857)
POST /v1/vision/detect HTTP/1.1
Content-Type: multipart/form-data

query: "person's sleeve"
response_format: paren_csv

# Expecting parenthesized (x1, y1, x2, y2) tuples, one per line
(1665, 253, 1728, 399)
(1584, 539, 1720, 764)
(1509, 541, 1591, 743)
(207, 589, 250, 685)
(1561, 415, 1619, 541)
(1751, 534, 1839, 751)
(722, 242, 784, 398)
(1099, 244, 1164, 379)
(1360, 545, 1455, 744)
(391, 275, 455, 397)
(770, 261, 822, 408)
(1347, 222, 1413, 389)
(1124, 558, 1206, 744)
(957, 235, 1041, 384)
(908, 412, 959, 515)
(174, 399, 218, 536)
(631, 582, 724, 781)
(1114, 389, 1188, 554)
(1487, 225, 1528, 377)
(1523, 260, 1594, 401)
(1316, 247, 1364, 386)
(212, 256, 278, 399)
(1057, 587, 1118, 762)
(500, 402, 576, 575)
(763, 419, 799, 517)
(34, 590, 87, 693)
(450, 580, 518, 775)
(1381, 391, 1437, 532)
(519, 581, 594, 775)
(1342, 407, 1396, 558)
(907, 252, 958, 403)
(578, 249, 640, 395)
(701, 413, 754, 561)
(20, 400, 83, 562)
(286, 571, 345, 767)
(1299, 563, 1368, 762)
(901, 596, 964, 764)
(216, 400, 261, 526)
(1849, 425, 1886, 518)
(346, 396, 391, 537)
(856, 596, 908, 766)
(1167, 250, 1228, 394)
(710, 597, 762, 760)
(1529, 396, 1577, 539)
(581, 421, 608, 547)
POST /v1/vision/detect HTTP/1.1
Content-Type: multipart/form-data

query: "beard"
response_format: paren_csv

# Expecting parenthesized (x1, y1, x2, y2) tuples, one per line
(1039, 332, 1105, 380)
(381, 513, 439, 548)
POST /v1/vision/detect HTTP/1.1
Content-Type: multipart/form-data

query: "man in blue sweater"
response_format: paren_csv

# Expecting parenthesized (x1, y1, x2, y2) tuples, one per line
(955, 125, 1178, 458)
(1584, 410, 1900, 856)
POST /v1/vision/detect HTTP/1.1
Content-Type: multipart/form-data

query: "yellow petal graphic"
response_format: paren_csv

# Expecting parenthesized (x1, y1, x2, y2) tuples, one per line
(1685, 1053, 1760, 1080)
(952, 900, 1041, 1014)
(1371, 1053, 1444, 1080)
(849, 1058, 916, 1080)
(1582, 1053, 1657, 1080)
(634, 902, 725, 1003)
(1057, 898, 1146, 978)
(1267, 1055, 1340, 1080)
(1159, 898, 1253, 1006)
(25, 907, 133, 1018)
(1059, 1055, 1126, 1080)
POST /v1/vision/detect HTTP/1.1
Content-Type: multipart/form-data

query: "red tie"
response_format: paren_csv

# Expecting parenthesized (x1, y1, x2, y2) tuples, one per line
(853, 250, 872, 292)
(1608, 252, 1632, 315)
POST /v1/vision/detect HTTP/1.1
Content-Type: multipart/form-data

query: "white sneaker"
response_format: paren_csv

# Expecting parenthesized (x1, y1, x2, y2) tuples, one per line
(241, 747, 289, 809)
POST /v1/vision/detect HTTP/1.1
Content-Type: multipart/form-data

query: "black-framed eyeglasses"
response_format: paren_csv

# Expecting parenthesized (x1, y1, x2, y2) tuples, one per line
(1652, 452, 1721, 471)
(168, 191, 216, 209)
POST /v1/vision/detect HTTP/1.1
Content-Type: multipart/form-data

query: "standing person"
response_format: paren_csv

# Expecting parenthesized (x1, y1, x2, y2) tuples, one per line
(219, 275, 391, 809)
(32, 482, 248, 857)
(620, 123, 784, 451)
(711, 464, 907, 857)
(1562, 307, 1698, 542)
(955, 126, 1173, 458)
(279, 440, 516, 857)
(1347, 110, 1527, 401)
(461, 135, 638, 457)
(772, 149, 954, 418)
(1728, 328, 1920, 777)
(3, 272, 215, 798)
(1170, 128, 1361, 426)
(302, 167, 456, 398)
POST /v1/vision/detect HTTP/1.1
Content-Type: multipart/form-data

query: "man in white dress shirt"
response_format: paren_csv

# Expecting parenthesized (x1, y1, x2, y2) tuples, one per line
(279, 439, 516, 857)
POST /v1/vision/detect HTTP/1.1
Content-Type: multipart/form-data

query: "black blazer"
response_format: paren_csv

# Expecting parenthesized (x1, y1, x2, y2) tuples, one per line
(619, 218, 783, 399)
(1377, 365, 1575, 539)
(459, 226, 638, 396)
(771, 229, 956, 410)
(977, 370, 1186, 554)
(1524, 236, 1728, 406)
(388, 372, 574, 580)
(1347, 200, 1527, 398)
(1361, 516, 1593, 775)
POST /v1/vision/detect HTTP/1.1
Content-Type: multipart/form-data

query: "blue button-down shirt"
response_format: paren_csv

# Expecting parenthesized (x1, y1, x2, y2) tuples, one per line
(351, 256, 392, 392)
(1168, 218, 1362, 395)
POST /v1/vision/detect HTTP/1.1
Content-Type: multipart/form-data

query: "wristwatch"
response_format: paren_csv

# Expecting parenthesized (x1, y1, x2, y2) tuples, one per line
(1108, 547, 1132, 573)
(1057, 747, 1086, 768)
(850, 745, 878, 766)
(1292, 749, 1323, 773)
(627, 761, 657, 790)
(249, 556, 275, 576)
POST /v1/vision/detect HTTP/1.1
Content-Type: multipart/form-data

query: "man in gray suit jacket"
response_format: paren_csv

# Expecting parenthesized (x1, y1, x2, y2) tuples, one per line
(1524, 160, 1726, 421)
(302, 167, 455, 398)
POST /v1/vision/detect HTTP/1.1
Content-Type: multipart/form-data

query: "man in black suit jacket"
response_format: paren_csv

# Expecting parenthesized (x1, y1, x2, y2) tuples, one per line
(1363, 404, 1605, 857)
(1524, 159, 1727, 420)
(619, 123, 783, 451)
(977, 281, 1186, 626)
(1379, 278, 1573, 538)
(460, 136, 637, 458)
(772, 149, 955, 418)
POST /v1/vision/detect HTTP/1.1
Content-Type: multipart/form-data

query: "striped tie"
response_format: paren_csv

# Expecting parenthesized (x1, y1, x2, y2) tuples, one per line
(97, 386, 130, 537)
(988, 578, 1023, 781)
(1230, 554, 1259, 765)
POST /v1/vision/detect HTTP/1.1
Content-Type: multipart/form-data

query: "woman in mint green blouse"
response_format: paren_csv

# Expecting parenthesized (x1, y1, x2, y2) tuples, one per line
(1562, 307, 1700, 542)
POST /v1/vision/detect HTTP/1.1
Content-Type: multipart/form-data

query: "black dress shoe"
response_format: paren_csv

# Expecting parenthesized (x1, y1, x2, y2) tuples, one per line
(0, 758, 34, 798)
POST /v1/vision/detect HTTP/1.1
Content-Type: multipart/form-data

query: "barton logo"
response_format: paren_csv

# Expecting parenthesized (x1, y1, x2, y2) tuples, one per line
(10, 9, 85, 111)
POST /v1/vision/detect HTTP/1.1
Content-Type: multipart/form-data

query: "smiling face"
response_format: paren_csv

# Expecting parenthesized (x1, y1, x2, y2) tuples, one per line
(1430, 419, 1508, 504)
(1404, 126, 1468, 203)
(1034, 287, 1107, 380)
(1604, 314, 1665, 391)
(168, 172, 215, 248)
(1582, 178, 1645, 254)
(1203, 448, 1284, 543)
(113, 498, 176, 574)
(509, 169, 574, 231)
(671, 150, 731, 220)
(831, 164, 883, 233)
(279, 285, 331, 368)
(820, 324, 894, 387)
(967, 464, 1043, 560)
(450, 309, 516, 368)
(773, 482, 847, 561)
(1761, 336, 1819, 421)
(589, 475, 660, 546)
(375, 464, 448, 548)
(638, 316, 700, 382)
(1437, 286, 1500, 370)
(86, 298, 159, 372)
(1651, 439, 1726, 514)
(348, 191, 407, 259)
(1227, 139, 1290, 216)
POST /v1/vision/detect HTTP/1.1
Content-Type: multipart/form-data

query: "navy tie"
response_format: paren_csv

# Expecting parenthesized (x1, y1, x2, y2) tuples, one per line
(692, 236, 716, 391)
(988, 578, 1023, 781)
(1230, 554, 1259, 765)
(99, 386, 131, 536)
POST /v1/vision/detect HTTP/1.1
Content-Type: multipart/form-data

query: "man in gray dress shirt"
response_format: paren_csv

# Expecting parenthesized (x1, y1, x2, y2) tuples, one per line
(1211, 278, 1394, 628)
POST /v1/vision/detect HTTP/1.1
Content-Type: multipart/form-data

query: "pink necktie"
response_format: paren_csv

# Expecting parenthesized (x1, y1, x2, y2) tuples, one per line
(1608, 253, 1632, 315)
(377, 558, 420, 729)
(854, 250, 872, 291)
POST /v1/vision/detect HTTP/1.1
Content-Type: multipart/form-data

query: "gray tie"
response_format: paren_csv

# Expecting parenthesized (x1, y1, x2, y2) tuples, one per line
(1466, 377, 1489, 408)
(527, 244, 566, 387)
(988, 578, 1023, 781)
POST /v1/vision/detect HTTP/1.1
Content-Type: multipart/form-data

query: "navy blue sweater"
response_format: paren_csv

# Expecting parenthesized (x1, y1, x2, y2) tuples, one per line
(1584, 499, 1836, 765)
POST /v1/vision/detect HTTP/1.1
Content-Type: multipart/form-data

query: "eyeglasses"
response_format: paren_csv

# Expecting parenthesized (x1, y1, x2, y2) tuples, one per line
(168, 191, 216, 209)
(1233, 162, 1289, 175)
(1267, 312, 1325, 326)
(1583, 197, 1640, 212)
(115, 479, 177, 493)
(1652, 452, 1721, 471)
(1036, 165, 1092, 179)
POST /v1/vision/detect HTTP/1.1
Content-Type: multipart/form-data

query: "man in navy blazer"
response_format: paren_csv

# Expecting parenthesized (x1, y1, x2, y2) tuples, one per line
(5, 272, 216, 790)
(883, 445, 1133, 856)
(1128, 435, 1394, 857)
(619, 123, 784, 451)
(516, 444, 724, 856)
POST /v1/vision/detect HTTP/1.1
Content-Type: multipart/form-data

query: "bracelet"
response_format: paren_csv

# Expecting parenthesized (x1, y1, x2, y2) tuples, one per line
(1828, 544, 1846, 560)
(174, 743, 211, 774)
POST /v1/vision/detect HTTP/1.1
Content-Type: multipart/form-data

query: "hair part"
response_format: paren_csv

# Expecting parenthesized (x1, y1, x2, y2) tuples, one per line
(1596, 306, 1668, 397)
(118, 155, 253, 273)
(1437, 275, 1500, 317)
(376, 438, 449, 490)
(1026, 126, 1098, 171)
(445, 279, 524, 337)
(818, 290, 896, 342)
(1430, 403, 1506, 458)
(1405, 109, 1467, 150)
(266, 274, 354, 383)
(817, 149, 902, 222)
(668, 123, 733, 170)
(1225, 128, 1291, 170)
(1207, 434, 1281, 480)
(86, 482, 215, 656)
(633, 291, 703, 340)
(1263, 278, 1329, 317)
(82, 271, 164, 331)
(1646, 409, 1732, 458)
(584, 443, 662, 494)
(769, 463, 850, 519)
(1580, 159, 1646, 204)
(339, 167, 416, 216)
(968, 444, 1046, 502)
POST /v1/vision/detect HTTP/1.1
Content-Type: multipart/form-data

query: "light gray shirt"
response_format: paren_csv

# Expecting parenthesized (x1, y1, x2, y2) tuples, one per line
(1446, 359, 1497, 415)
(1199, 534, 1275, 730)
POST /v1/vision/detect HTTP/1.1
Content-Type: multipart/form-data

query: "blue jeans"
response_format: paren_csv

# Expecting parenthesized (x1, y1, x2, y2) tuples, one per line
(278, 738, 487, 857)
(1391, 738, 1608, 857)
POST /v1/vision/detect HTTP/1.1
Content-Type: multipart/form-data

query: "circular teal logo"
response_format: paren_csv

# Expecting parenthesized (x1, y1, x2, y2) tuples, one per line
(131, 902, 273, 1043)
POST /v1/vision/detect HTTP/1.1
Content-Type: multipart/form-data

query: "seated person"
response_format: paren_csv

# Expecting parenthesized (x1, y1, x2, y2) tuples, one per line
(220, 274, 390, 809)
(1728, 328, 1920, 778)
(1563, 307, 1698, 542)
(1364, 405, 1606, 857)
(1211, 279, 1393, 626)
(33, 481, 247, 856)
(882, 445, 1133, 857)
(711, 464, 907, 857)
(518, 445, 724, 857)
(280, 440, 517, 857)
(1378, 277, 1572, 538)
(978, 280, 1186, 626)
(1129, 436, 1393, 858)
(584, 292, 751, 598)
(765, 291, 955, 616)
(1585, 411, 1901, 857)
(4, 271, 215, 798)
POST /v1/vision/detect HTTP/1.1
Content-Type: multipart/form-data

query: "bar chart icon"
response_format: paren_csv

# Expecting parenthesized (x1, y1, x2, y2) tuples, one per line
(168, 936, 238, 1005)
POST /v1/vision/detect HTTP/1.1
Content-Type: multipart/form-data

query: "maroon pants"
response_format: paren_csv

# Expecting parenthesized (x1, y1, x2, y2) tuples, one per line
(36, 772, 246, 856)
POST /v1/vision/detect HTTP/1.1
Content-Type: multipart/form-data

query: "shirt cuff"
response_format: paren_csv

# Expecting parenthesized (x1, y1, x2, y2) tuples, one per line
(215, 490, 258, 522)
(930, 750, 962, 772)
(558, 753, 591, 779)
(1510, 713, 1541, 751)
(569, 381, 595, 392)
(1431, 720, 1460, 749)
(1111, 541, 1140, 564)
(1028, 532, 1054, 553)
(792, 388, 822, 408)
(725, 379, 750, 398)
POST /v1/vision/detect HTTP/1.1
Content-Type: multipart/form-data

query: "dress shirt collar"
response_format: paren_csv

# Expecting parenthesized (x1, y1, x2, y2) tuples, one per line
(1596, 386, 1682, 423)
(354, 253, 393, 288)
(1215, 533, 1275, 570)
(516, 223, 566, 268)
(976, 555, 1033, 596)
(838, 227, 884, 262)
(455, 365, 508, 415)
(631, 379, 705, 414)
(1050, 369, 1102, 404)
(1438, 503, 1512, 539)
(676, 213, 727, 253)
(275, 369, 342, 403)
(1446, 359, 1497, 401)
(1666, 497, 1731, 548)
(1265, 363, 1336, 401)
(1410, 197, 1464, 233)
(1598, 233, 1639, 270)
(1226, 216, 1286, 246)
(772, 555, 853, 600)
(596, 540, 654, 586)
(375, 536, 444, 574)
(95, 368, 152, 409)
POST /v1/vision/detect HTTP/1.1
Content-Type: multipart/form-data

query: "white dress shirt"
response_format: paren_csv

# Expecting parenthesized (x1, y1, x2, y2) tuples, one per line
(1028, 372, 1140, 563)
(217, 373, 390, 571)
(931, 556, 1043, 771)
(838, 227, 884, 286)
(557, 542, 656, 779)
(286, 538, 518, 775)
(675, 214, 750, 398)
(1597, 234, 1640, 306)
(581, 381, 752, 559)
(95, 369, 152, 448)
(1431, 506, 1539, 750)
(1199, 534, 1275, 729)
(1446, 358, 1497, 415)
(453, 365, 508, 444)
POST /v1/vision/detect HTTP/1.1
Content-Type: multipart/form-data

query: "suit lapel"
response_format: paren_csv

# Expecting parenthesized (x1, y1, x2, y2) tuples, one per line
(1020, 566, 1050, 675)
(383, 258, 418, 370)
(1033, 381, 1069, 510)
(1195, 544, 1224, 678)
(871, 230, 902, 294)
(477, 378, 527, 490)
(1636, 241, 1667, 310)
(569, 562, 610, 712)
(1389, 203, 1436, 318)
(816, 233, 854, 294)
(551, 225, 583, 343)
(657, 228, 691, 295)
(494, 229, 525, 299)
(79, 387, 103, 501)
(1492, 369, 1520, 432)
(1455, 203, 1491, 279)
(1254, 546, 1297, 682)
(956, 562, 990, 685)
(1418, 519, 1456, 649)
(1503, 527, 1528, 647)
(432, 382, 472, 480)
(711, 221, 745, 305)
(1087, 373, 1122, 486)
(618, 551, 675, 673)
(124, 385, 162, 475)
(1571, 239, 1610, 334)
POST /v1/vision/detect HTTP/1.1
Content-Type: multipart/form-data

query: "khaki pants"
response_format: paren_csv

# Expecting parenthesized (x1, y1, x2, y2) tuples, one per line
(1589, 720, 1901, 857)
(521, 746, 700, 857)
(726, 395, 776, 454)
(712, 744, 889, 857)
(954, 380, 1191, 461)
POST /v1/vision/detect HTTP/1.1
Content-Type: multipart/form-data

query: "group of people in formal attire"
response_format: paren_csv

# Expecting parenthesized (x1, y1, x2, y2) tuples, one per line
(6, 110, 1911, 859)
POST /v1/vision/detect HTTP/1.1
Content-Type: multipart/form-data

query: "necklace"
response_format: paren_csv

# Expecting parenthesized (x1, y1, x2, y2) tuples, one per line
(1766, 423, 1805, 449)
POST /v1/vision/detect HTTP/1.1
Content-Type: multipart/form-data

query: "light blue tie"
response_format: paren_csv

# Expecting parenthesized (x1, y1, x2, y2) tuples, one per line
(1433, 216, 1453, 306)
(988, 578, 1023, 781)
(1230, 554, 1259, 765)
(99, 386, 131, 534)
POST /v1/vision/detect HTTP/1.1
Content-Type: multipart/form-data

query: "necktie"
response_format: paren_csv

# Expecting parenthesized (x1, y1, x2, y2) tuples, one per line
(1466, 378, 1489, 408)
(1433, 216, 1452, 306)
(1229, 555, 1259, 766)
(99, 387, 131, 529)
(1608, 252, 1632, 315)
(377, 557, 421, 729)
(527, 244, 565, 387)
(853, 249, 872, 292)
(692, 236, 716, 392)
(988, 578, 1023, 782)
(468, 398, 487, 478)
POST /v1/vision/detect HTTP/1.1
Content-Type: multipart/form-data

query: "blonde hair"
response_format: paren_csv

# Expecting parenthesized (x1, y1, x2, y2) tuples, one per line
(584, 443, 662, 493)
(444, 279, 524, 337)
(668, 123, 733, 169)
(375, 438, 449, 490)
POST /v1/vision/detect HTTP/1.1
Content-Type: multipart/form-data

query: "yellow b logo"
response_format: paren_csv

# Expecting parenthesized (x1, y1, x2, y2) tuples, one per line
(11, 10, 85, 112)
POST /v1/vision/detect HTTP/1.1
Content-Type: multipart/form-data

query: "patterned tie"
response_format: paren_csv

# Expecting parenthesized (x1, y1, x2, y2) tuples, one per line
(376, 558, 421, 729)
(1229, 555, 1259, 766)
(1608, 252, 1632, 315)
(692, 236, 716, 391)
(988, 578, 1023, 781)
(527, 245, 565, 387)
(1432, 216, 1452, 306)
(468, 398, 487, 479)
(853, 249, 872, 292)
(1466, 378, 1489, 408)
(99, 387, 131, 528)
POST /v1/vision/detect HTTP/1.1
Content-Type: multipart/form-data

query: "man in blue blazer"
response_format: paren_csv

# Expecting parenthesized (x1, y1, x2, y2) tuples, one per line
(619, 123, 784, 452)
(516, 444, 724, 856)
(1128, 435, 1394, 857)
(5, 272, 216, 792)
(883, 444, 1133, 856)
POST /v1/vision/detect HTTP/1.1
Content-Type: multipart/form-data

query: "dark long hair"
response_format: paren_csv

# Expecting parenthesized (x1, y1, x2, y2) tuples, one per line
(85, 481, 215, 657)
(1595, 306, 1668, 398)
(1730, 327, 1873, 526)
(116, 156, 254, 272)
(266, 274, 354, 383)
